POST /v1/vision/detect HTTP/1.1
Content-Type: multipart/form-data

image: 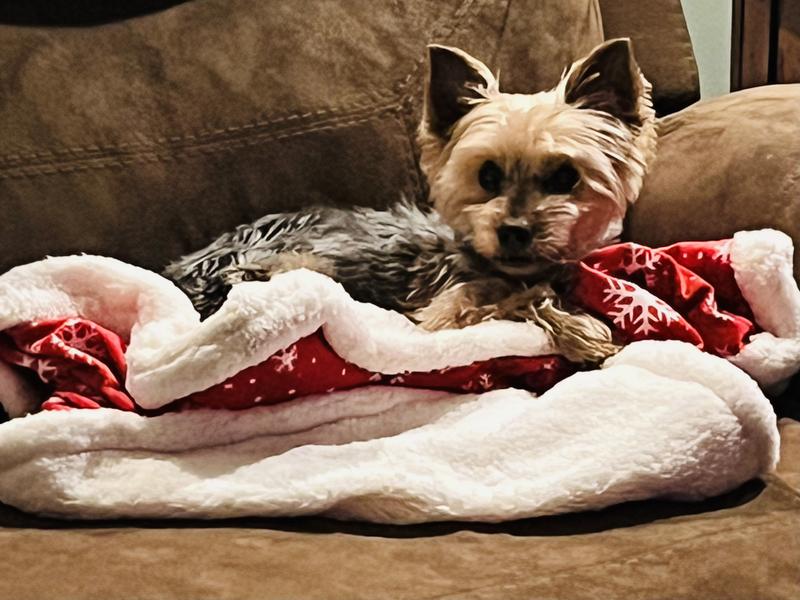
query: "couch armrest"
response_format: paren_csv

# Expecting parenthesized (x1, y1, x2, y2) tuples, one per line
(628, 84, 800, 277)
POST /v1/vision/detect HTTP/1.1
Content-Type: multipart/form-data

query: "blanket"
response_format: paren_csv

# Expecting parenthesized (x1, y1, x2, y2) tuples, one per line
(0, 229, 796, 522)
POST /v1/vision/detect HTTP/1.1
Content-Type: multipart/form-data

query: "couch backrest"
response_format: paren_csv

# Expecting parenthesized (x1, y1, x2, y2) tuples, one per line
(0, 0, 697, 272)
(599, 0, 700, 115)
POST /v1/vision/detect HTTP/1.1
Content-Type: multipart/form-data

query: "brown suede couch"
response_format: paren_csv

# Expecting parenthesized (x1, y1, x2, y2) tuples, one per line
(0, 1, 798, 598)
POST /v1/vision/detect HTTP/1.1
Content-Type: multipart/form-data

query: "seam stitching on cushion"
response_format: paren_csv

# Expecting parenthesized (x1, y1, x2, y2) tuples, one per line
(396, 0, 483, 203)
(393, 0, 479, 97)
(423, 507, 799, 599)
(490, 0, 513, 68)
(397, 109, 425, 202)
(766, 472, 800, 502)
(0, 105, 406, 180)
(0, 0, 482, 181)
(0, 101, 398, 168)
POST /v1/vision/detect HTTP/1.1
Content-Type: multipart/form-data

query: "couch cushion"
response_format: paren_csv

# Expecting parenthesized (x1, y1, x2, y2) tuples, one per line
(0, 0, 603, 274)
(628, 84, 800, 276)
(0, 419, 797, 599)
(598, 0, 700, 115)
(0, 0, 189, 26)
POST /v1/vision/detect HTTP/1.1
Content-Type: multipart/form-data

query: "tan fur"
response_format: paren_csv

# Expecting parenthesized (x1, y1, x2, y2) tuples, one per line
(413, 279, 621, 363)
(220, 252, 337, 285)
(213, 42, 655, 366)
(463, 198, 507, 257)
(418, 42, 657, 268)
(410, 40, 657, 364)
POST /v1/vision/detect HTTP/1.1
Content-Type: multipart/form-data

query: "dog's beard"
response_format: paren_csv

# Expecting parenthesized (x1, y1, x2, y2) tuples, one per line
(418, 40, 657, 280)
(426, 104, 650, 275)
(457, 190, 624, 277)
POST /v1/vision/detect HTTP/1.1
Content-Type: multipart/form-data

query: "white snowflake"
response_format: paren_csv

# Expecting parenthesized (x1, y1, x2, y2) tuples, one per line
(60, 323, 102, 354)
(14, 354, 57, 382)
(622, 246, 659, 275)
(389, 375, 405, 385)
(33, 358, 59, 383)
(270, 344, 298, 372)
(703, 295, 733, 321)
(603, 279, 678, 336)
(711, 240, 732, 262)
(477, 373, 493, 390)
(368, 373, 382, 382)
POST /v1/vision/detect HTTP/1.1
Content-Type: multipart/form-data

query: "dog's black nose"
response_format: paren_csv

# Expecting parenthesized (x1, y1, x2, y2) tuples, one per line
(497, 225, 533, 254)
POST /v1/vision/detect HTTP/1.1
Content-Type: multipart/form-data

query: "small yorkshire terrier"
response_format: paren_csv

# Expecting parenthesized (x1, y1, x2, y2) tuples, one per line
(165, 39, 657, 364)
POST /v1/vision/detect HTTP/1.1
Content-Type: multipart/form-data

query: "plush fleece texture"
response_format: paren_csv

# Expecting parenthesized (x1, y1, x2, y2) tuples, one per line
(0, 230, 795, 523)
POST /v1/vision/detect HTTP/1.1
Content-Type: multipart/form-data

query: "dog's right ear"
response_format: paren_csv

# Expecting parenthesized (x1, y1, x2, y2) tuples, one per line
(422, 45, 497, 139)
(561, 38, 648, 125)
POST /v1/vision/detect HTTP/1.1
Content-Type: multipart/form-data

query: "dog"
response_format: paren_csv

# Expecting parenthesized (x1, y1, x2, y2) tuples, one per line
(164, 38, 657, 364)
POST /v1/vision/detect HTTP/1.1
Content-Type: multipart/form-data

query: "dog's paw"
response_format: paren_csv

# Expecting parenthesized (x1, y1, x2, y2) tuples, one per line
(413, 303, 488, 331)
(554, 313, 622, 365)
(220, 253, 336, 286)
(219, 262, 272, 285)
(531, 301, 621, 365)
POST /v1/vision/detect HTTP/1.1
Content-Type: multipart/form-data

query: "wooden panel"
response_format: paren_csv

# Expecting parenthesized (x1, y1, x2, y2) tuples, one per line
(778, 0, 800, 83)
(738, 0, 773, 88)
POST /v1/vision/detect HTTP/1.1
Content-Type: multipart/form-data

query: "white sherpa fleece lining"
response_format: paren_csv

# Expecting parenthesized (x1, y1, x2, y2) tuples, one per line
(0, 229, 794, 522)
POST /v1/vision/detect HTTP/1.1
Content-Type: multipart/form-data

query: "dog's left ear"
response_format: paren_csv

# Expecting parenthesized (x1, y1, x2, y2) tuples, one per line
(422, 45, 498, 139)
(562, 38, 647, 125)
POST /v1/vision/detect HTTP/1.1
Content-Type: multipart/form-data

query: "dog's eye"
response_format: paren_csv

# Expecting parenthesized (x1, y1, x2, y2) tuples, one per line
(541, 163, 580, 195)
(478, 160, 503, 194)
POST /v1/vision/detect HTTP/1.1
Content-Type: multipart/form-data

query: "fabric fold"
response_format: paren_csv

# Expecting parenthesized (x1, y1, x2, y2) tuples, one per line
(0, 229, 795, 522)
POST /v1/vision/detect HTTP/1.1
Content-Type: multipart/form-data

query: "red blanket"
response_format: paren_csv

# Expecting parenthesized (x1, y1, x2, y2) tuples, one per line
(0, 240, 756, 413)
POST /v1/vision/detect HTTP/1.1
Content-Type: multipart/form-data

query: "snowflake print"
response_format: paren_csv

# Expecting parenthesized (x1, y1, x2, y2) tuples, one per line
(15, 354, 55, 382)
(60, 321, 102, 354)
(603, 279, 678, 336)
(622, 246, 659, 275)
(477, 373, 493, 390)
(643, 271, 659, 289)
(389, 375, 405, 385)
(270, 344, 298, 372)
(368, 373, 382, 382)
(32, 357, 59, 383)
(713, 344, 735, 356)
(459, 374, 493, 392)
(702, 295, 732, 321)
(711, 240, 732, 262)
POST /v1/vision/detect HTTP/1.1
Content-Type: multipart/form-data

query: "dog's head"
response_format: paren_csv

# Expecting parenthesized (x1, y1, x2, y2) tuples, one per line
(418, 39, 656, 277)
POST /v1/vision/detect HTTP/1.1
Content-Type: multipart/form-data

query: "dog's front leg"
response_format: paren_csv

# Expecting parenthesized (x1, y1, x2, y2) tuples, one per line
(415, 281, 620, 364)
(498, 284, 621, 364)
(411, 279, 515, 331)
(220, 252, 337, 285)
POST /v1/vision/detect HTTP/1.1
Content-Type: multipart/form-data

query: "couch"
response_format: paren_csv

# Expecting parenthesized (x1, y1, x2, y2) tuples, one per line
(0, 1, 798, 598)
